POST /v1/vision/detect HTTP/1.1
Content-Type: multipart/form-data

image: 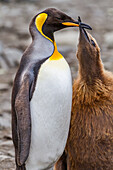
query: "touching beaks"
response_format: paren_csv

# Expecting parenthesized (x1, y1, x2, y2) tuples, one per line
(80, 23, 92, 30)
(62, 21, 92, 30)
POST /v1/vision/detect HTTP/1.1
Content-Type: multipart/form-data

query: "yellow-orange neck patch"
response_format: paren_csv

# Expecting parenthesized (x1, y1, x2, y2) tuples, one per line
(35, 13, 63, 60)
(49, 41, 63, 60)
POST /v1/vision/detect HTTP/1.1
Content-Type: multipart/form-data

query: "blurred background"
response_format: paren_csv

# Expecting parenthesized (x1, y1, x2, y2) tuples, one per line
(0, 0, 113, 169)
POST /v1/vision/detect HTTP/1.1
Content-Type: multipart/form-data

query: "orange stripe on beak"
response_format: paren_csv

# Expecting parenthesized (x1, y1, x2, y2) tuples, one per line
(62, 22, 79, 27)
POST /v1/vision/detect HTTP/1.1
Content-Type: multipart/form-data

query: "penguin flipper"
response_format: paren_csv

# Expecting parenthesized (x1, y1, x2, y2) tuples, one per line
(16, 163, 26, 170)
(14, 74, 31, 166)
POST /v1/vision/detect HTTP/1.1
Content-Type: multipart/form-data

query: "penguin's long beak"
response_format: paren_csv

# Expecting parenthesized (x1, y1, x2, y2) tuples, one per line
(79, 26, 90, 43)
(62, 21, 92, 30)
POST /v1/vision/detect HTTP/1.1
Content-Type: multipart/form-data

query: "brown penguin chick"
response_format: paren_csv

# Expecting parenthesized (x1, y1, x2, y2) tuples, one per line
(55, 27, 113, 170)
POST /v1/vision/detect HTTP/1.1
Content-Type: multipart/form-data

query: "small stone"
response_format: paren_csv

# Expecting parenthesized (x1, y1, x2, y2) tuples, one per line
(0, 56, 9, 70)
(104, 32, 113, 49)
(3, 48, 22, 67)
(107, 8, 113, 16)
(0, 101, 11, 114)
(0, 156, 15, 170)
(0, 69, 6, 75)
(0, 83, 9, 91)
(0, 113, 11, 129)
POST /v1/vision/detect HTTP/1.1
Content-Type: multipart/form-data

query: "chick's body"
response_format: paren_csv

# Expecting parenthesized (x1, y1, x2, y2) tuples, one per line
(67, 28, 113, 170)
(55, 27, 113, 170)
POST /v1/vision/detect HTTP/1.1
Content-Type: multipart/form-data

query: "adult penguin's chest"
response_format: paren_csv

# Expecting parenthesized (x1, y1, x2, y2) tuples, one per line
(27, 58, 72, 169)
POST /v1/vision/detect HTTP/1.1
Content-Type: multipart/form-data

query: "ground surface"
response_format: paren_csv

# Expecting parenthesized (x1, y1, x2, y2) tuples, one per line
(0, 0, 113, 169)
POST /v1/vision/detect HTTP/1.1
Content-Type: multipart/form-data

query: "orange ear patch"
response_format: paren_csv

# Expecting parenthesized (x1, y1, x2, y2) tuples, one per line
(35, 13, 53, 42)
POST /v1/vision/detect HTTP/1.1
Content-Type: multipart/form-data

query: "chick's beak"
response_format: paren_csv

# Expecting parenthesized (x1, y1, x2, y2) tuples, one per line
(62, 20, 92, 30)
(79, 26, 90, 42)
(80, 22, 92, 30)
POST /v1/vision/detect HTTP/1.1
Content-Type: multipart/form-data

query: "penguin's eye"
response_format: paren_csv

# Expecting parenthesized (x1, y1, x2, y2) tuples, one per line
(56, 16, 61, 20)
(91, 39, 96, 47)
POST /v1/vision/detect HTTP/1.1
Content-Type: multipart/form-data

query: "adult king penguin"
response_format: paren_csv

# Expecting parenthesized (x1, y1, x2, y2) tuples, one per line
(12, 8, 91, 170)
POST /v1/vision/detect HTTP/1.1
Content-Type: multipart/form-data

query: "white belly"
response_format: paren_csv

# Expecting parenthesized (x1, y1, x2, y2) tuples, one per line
(26, 58, 72, 170)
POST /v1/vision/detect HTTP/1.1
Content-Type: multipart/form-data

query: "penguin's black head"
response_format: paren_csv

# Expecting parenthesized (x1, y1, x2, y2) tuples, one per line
(30, 8, 92, 41)
(42, 8, 79, 35)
